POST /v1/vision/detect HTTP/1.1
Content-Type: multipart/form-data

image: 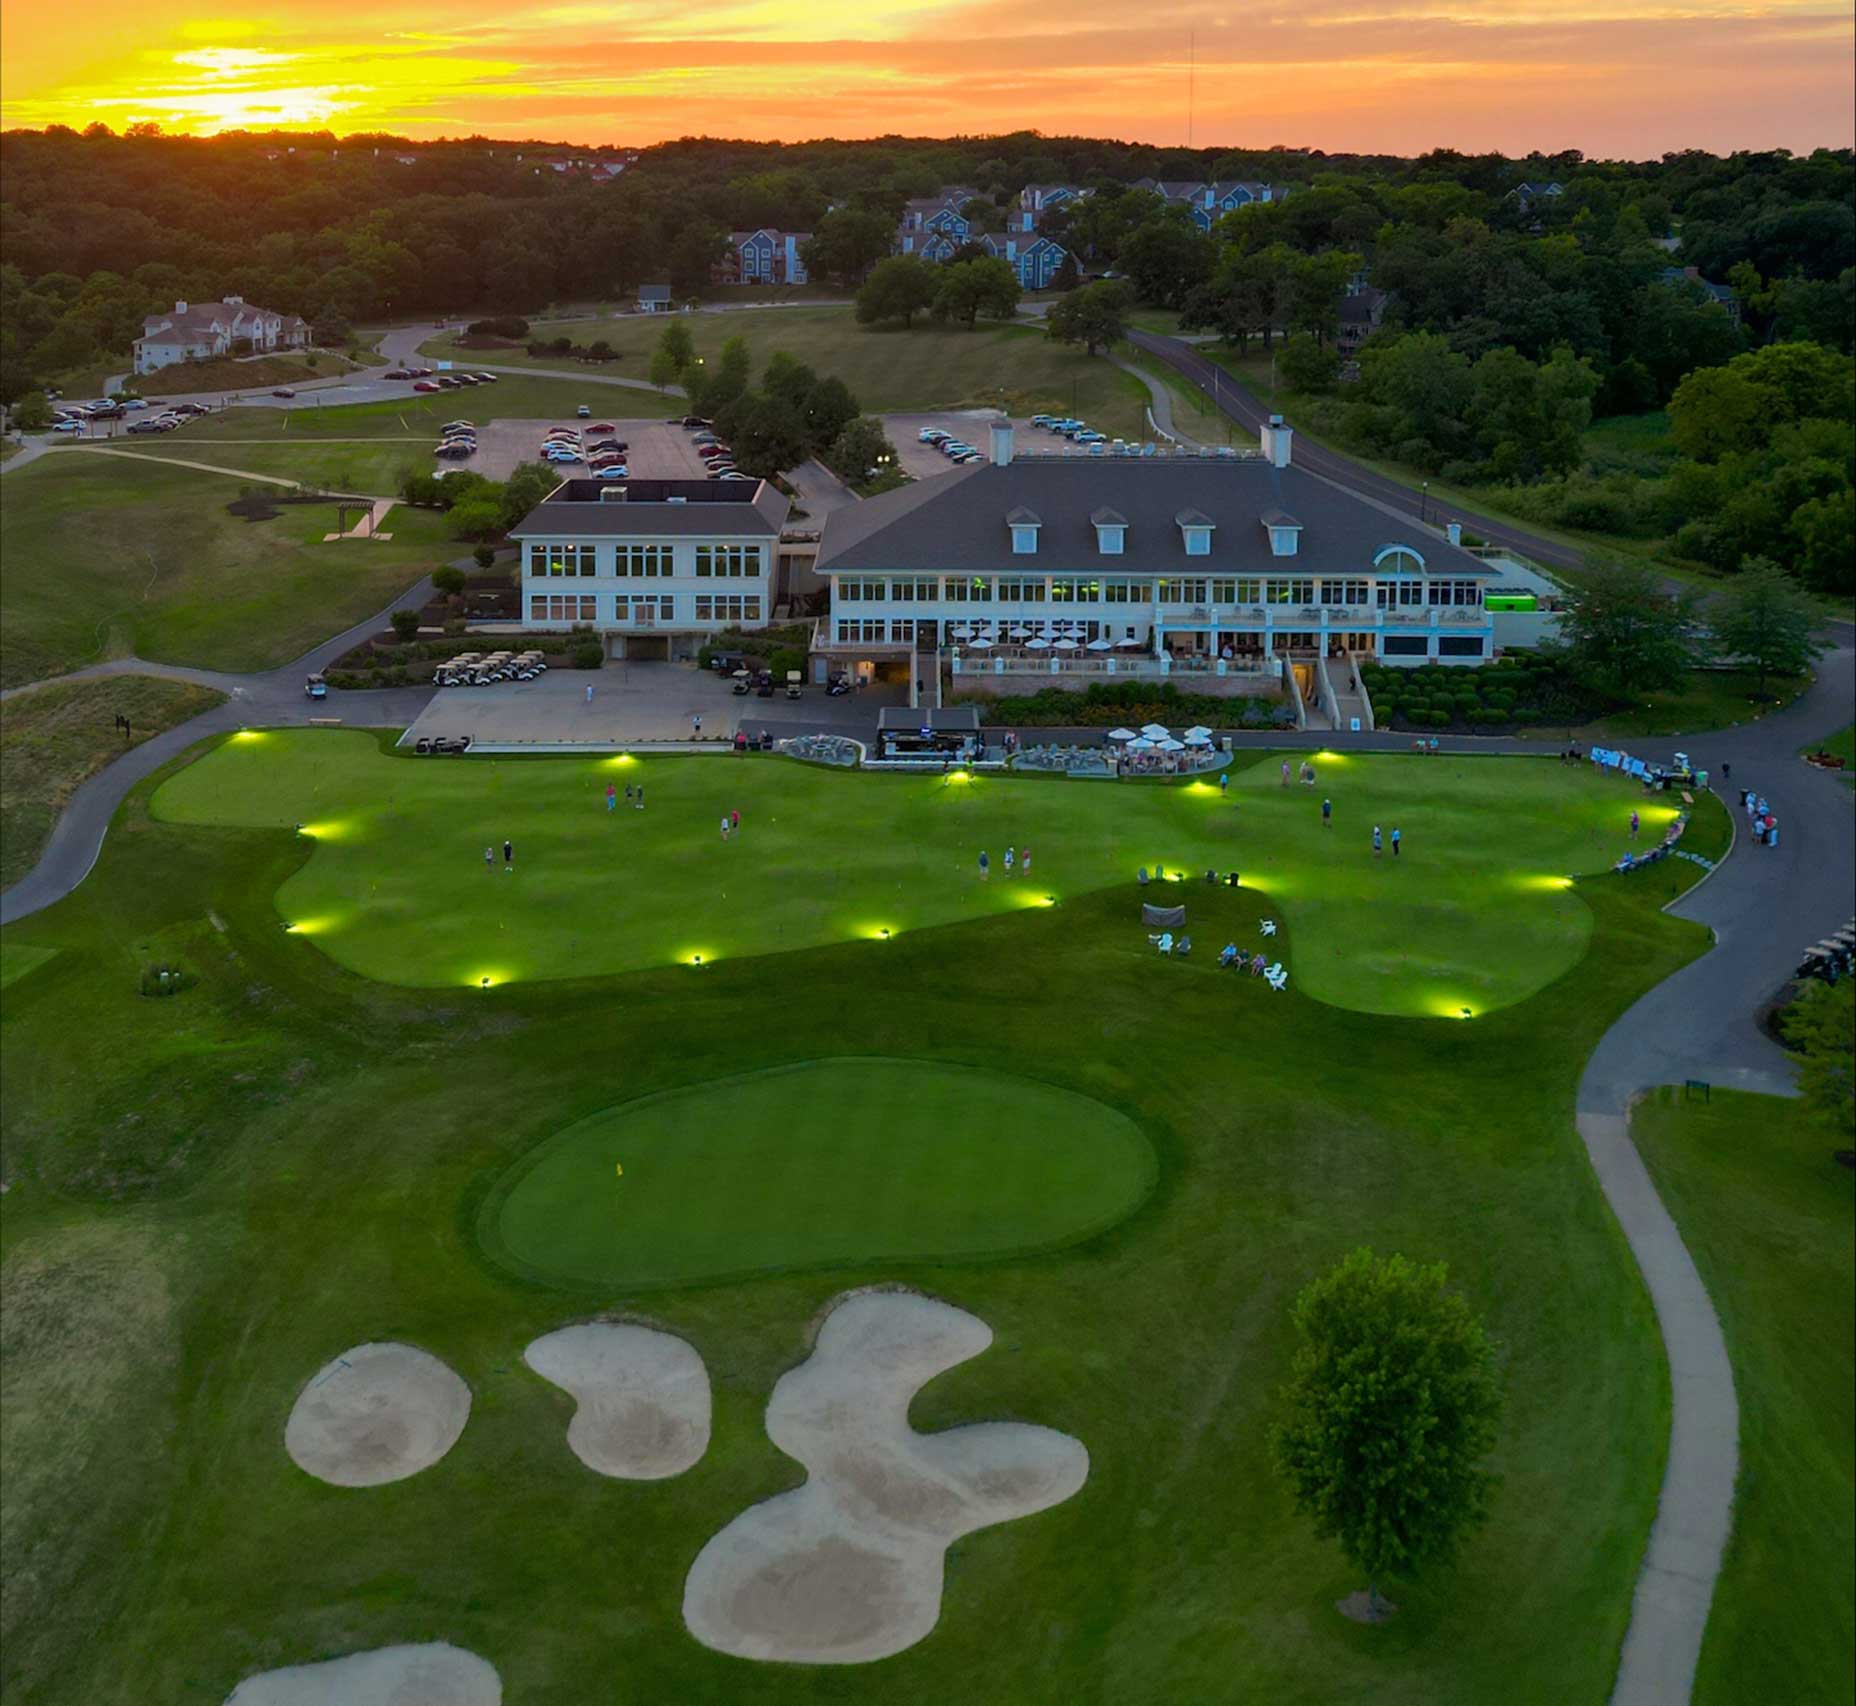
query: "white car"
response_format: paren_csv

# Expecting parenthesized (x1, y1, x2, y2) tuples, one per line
(51, 419, 85, 434)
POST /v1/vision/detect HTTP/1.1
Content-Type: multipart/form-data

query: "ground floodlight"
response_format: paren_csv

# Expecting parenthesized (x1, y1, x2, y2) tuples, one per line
(481, 977, 490, 990)
(880, 928, 890, 939)
(1462, 1007, 1473, 1020)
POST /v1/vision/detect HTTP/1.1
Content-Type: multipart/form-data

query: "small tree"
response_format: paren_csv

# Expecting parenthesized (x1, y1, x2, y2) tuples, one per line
(1273, 1248, 1503, 1620)
(1045, 281, 1132, 355)
(1051, 251, 1081, 293)
(433, 564, 469, 596)
(1707, 556, 1824, 697)
(11, 391, 54, 430)
(1278, 333, 1341, 394)
(827, 416, 897, 480)
(1549, 558, 1700, 701)
(390, 609, 420, 642)
(471, 545, 496, 570)
(648, 321, 695, 390)
(855, 256, 938, 328)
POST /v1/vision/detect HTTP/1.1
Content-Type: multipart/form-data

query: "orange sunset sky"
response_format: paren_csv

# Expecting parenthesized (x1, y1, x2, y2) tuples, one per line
(2, 0, 1852, 156)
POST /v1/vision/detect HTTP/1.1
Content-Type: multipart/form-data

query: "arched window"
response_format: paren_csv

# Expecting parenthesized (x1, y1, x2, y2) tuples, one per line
(1373, 546, 1426, 575)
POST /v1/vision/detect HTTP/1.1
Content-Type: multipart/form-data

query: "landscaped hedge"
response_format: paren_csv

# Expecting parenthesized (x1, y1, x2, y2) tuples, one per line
(951, 681, 1297, 729)
(325, 631, 579, 689)
(1360, 655, 1601, 732)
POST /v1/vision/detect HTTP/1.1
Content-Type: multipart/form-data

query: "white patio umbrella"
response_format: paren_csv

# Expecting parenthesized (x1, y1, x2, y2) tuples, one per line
(1126, 737, 1157, 752)
(1157, 737, 1186, 752)
(1008, 626, 1032, 638)
(1087, 637, 1114, 651)
(1183, 731, 1214, 746)
(1052, 635, 1079, 650)
(1116, 635, 1146, 648)
(1140, 722, 1171, 739)
(1025, 637, 1051, 650)
(967, 636, 995, 650)
(1183, 725, 1213, 740)
(950, 625, 974, 639)
(1106, 727, 1139, 741)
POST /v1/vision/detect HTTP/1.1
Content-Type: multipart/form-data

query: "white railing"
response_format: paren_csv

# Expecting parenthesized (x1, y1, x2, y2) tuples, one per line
(946, 652, 1275, 680)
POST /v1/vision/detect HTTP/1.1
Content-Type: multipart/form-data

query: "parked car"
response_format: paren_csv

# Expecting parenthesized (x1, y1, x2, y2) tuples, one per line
(51, 419, 85, 434)
(1073, 429, 1106, 444)
(452, 373, 480, 387)
(435, 376, 462, 389)
(406, 367, 434, 378)
(89, 405, 126, 420)
(576, 404, 592, 417)
(1030, 414, 1054, 427)
(718, 470, 753, 481)
(589, 422, 614, 433)
(472, 373, 498, 383)
(682, 416, 712, 429)
(412, 380, 440, 392)
(594, 465, 630, 480)
(590, 439, 628, 454)
(305, 673, 328, 700)
(272, 388, 296, 399)
(918, 426, 944, 442)
(126, 419, 167, 433)
(436, 443, 473, 460)
(123, 398, 149, 410)
(384, 368, 411, 379)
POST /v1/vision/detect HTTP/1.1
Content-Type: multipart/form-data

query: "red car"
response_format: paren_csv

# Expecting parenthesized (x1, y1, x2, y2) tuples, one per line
(589, 423, 615, 434)
(413, 380, 441, 393)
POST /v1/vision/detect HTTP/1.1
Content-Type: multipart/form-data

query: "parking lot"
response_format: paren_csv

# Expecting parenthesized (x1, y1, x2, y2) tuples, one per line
(438, 416, 717, 482)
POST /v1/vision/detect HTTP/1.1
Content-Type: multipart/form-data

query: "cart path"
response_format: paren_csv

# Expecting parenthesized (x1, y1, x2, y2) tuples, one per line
(54, 444, 384, 495)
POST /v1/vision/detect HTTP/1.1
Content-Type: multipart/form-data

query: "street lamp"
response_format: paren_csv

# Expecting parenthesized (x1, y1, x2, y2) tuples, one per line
(1421, 481, 1429, 522)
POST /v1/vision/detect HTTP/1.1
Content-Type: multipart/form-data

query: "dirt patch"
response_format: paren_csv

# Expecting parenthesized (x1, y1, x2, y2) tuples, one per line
(682, 1291, 1088, 1664)
(284, 1342, 470, 1487)
(1337, 1589, 1400, 1624)
(523, 1322, 710, 1479)
(224, 1641, 500, 1703)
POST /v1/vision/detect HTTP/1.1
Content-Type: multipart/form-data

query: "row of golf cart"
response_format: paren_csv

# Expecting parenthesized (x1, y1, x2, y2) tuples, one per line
(434, 649, 548, 686)
(412, 734, 474, 755)
(730, 667, 807, 700)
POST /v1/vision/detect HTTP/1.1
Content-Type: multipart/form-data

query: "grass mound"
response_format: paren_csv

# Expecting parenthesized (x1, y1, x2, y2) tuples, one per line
(481, 1057, 1156, 1289)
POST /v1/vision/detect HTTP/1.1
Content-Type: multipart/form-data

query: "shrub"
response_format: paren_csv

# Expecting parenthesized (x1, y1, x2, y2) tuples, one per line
(467, 316, 529, 338)
(472, 545, 496, 570)
(390, 609, 420, 642)
(571, 639, 604, 670)
(1479, 707, 1510, 726)
(432, 564, 467, 597)
(1513, 707, 1540, 724)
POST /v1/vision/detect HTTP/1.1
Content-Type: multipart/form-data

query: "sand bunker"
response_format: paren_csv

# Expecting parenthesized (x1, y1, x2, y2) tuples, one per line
(682, 1291, 1088, 1664)
(523, 1322, 710, 1479)
(285, 1342, 471, 1488)
(224, 1641, 499, 1704)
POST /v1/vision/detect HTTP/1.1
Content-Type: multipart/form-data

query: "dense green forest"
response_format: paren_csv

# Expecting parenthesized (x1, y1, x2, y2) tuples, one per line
(2, 127, 1851, 588)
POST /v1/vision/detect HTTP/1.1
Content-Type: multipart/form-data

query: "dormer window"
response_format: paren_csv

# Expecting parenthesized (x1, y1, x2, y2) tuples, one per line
(1091, 505, 1127, 555)
(1263, 509, 1303, 557)
(1007, 506, 1041, 555)
(1175, 507, 1214, 557)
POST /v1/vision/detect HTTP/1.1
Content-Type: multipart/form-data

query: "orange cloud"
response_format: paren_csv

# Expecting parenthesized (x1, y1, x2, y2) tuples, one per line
(2, 0, 1850, 152)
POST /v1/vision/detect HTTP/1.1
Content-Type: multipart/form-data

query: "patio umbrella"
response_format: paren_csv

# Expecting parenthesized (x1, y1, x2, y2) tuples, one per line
(1157, 737, 1186, 752)
(1106, 727, 1139, 741)
(1141, 723, 1171, 739)
(1087, 638, 1114, 651)
(951, 626, 974, 640)
(1126, 737, 1157, 752)
(967, 636, 995, 650)
(1183, 725, 1213, 740)
(1025, 637, 1051, 650)
(1116, 635, 1146, 648)
(1008, 626, 1031, 638)
(1183, 731, 1213, 746)
(1052, 636, 1079, 650)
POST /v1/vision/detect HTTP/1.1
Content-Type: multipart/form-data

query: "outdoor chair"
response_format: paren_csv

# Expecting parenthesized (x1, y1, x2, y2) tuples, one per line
(1154, 933, 1175, 955)
(1259, 920, 1277, 936)
(1138, 868, 1150, 885)
(1176, 935, 1192, 957)
(1266, 967, 1288, 992)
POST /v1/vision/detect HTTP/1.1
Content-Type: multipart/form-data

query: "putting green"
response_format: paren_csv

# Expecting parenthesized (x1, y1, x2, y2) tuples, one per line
(151, 729, 1662, 1015)
(478, 1058, 1156, 1289)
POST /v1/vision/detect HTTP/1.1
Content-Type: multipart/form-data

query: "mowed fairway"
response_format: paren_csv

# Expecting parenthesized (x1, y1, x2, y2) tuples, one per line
(483, 1058, 1157, 1289)
(0, 457, 453, 686)
(150, 730, 1664, 1015)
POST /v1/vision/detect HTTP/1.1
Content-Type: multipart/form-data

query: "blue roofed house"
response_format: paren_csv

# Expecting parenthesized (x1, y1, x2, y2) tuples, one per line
(1131, 179, 1290, 230)
(723, 229, 812, 285)
(977, 233, 1071, 290)
(1013, 184, 1082, 232)
(1659, 265, 1741, 324)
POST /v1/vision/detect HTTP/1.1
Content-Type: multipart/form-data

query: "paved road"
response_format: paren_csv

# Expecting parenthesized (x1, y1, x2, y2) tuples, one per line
(1127, 330, 1588, 573)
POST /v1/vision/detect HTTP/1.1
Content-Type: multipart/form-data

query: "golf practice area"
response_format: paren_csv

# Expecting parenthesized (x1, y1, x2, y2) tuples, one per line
(149, 730, 1670, 1016)
(2, 726, 1755, 1706)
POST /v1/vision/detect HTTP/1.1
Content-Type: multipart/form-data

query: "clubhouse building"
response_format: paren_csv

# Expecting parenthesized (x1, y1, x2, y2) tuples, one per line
(810, 421, 1497, 684)
(508, 478, 790, 660)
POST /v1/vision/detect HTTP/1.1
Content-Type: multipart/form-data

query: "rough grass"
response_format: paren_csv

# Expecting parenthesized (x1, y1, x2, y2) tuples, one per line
(1631, 1088, 1855, 1706)
(147, 733, 1686, 1015)
(0, 674, 226, 886)
(137, 352, 360, 394)
(0, 456, 454, 686)
(422, 306, 1154, 436)
(0, 738, 1710, 1705)
(1569, 668, 1811, 741)
(82, 440, 429, 498)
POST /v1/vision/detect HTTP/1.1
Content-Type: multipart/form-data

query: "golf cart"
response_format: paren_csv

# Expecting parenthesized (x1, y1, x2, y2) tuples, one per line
(731, 668, 752, 696)
(755, 671, 774, 698)
(785, 670, 803, 701)
(826, 672, 851, 696)
(304, 672, 328, 700)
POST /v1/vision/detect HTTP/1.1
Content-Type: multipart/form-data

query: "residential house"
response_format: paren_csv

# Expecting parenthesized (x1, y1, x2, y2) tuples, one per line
(1131, 179, 1289, 230)
(1013, 184, 1083, 231)
(636, 284, 673, 313)
(1336, 284, 1393, 357)
(1505, 181, 1565, 206)
(1659, 265, 1741, 324)
(813, 419, 1498, 677)
(719, 229, 812, 286)
(133, 296, 310, 375)
(977, 233, 1071, 291)
(509, 477, 791, 660)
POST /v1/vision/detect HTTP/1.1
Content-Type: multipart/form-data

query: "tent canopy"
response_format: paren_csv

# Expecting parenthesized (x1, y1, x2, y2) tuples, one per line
(1142, 902, 1186, 928)
(1140, 723, 1171, 739)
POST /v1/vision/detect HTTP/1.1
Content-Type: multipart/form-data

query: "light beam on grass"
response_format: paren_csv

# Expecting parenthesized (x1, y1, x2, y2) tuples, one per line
(282, 916, 338, 936)
(231, 729, 265, 744)
(470, 969, 512, 989)
(297, 819, 353, 842)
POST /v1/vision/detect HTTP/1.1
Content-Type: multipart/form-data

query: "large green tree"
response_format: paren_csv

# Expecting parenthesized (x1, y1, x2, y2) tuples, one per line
(1550, 558, 1700, 700)
(1782, 980, 1856, 1139)
(1706, 557, 1825, 694)
(930, 258, 1020, 330)
(648, 321, 694, 390)
(1273, 1248, 1504, 1618)
(854, 255, 938, 327)
(1045, 281, 1131, 355)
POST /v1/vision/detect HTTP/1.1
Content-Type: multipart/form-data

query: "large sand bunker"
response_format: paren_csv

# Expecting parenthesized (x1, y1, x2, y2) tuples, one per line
(523, 1322, 710, 1479)
(682, 1291, 1088, 1664)
(285, 1342, 471, 1487)
(224, 1641, 499, 1704)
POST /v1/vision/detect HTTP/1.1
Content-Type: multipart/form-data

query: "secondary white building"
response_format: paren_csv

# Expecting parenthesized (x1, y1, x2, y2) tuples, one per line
(507, 477, 790, 660)
(133, 296, 310, 375)
(811, 420, 1497, 684)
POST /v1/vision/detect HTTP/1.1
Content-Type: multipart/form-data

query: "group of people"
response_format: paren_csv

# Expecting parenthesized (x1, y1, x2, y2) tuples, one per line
(1372, 824, 1403, 857)
(1738, 789, 1781, 848)
(605, 781, 647, 812)
(976, 844, 1033, 881)
(1279, 759, 1319, 787)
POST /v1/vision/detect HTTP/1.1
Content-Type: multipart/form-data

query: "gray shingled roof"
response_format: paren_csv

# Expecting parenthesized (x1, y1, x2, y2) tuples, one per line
(814, 458, 1489, 577)
(509, 478, 789, 538)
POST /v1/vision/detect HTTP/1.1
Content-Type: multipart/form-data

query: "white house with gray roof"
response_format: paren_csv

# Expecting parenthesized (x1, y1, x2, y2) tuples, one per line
(133, 296, 309, 374)
(507, 477, 790, 660)
(812, 420, 1495, 681)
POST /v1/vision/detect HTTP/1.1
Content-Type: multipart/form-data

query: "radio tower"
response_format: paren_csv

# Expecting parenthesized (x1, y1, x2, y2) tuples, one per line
(1188, 31, 1196, 149)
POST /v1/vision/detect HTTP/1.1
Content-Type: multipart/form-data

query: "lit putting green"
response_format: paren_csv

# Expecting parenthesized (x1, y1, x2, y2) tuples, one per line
(478, 1057, 1157, 1290)
(151, 730, 1650, 1015)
